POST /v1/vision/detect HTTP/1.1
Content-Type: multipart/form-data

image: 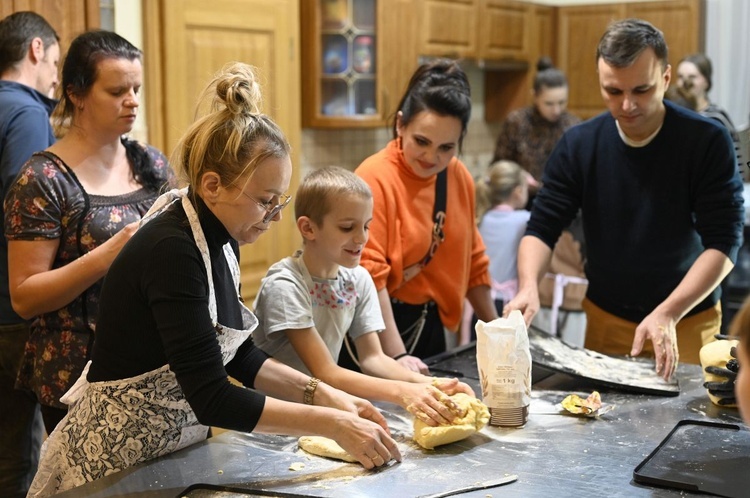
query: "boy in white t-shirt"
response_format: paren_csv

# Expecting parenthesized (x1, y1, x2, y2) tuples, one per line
(254, 166, 474, 426)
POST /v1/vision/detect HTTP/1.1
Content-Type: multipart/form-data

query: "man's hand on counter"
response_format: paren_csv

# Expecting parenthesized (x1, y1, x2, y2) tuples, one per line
(503, 285, 540, 327)
(631, 313, 679, 382)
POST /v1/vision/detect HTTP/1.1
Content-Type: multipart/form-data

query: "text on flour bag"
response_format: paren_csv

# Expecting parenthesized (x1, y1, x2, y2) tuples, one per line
(475, 310, 532, 427)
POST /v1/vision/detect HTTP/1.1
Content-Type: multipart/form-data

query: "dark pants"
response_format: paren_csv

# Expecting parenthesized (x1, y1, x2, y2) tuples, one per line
(0, 322, 44, 498)
(338, 300, 444, 371)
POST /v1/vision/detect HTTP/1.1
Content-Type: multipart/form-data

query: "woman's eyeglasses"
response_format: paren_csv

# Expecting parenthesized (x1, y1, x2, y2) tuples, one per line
(231, 183, 291, 224)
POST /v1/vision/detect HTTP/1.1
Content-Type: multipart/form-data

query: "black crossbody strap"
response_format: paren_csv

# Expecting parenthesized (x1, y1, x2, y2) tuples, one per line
(419, 169, 447, 268)
(399, 170, 448, 286)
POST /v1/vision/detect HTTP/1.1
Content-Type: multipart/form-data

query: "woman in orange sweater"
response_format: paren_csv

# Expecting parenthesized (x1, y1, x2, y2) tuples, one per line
(343, 60, 498, 374)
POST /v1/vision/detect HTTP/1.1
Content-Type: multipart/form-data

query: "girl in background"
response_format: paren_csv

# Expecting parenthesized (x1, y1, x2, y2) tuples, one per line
(461, 161, 530, 342)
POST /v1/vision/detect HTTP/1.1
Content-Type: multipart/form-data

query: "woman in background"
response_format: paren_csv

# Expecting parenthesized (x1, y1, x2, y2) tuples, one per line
(677, 53, 741, 167)
(4, 30, 173, 433)
(492, 57, 580, 201)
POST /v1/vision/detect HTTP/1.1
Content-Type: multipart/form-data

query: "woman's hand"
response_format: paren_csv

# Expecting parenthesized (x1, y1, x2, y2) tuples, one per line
(330, 413, 402, 469)
(399, 383, 466, 427)
(100, 220, 139, 259)
(314, 382, 389, 433)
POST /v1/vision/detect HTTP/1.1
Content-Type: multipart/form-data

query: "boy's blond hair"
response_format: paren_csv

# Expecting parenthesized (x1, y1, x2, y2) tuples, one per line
(295, 166, 372, 225)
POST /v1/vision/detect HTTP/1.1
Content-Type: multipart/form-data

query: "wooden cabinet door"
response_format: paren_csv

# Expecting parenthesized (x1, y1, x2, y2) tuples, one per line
(479, 0, 532, 61)
(419, 0, 478, 58)
(626, 0, 701, 67)
(0, 0, 100, 58)
(145, 0, 301, 303)
(557, 4, 626, 119)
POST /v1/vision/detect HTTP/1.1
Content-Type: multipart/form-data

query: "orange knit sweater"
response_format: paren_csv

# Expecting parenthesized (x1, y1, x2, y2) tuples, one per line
(356, 140, 491, 331)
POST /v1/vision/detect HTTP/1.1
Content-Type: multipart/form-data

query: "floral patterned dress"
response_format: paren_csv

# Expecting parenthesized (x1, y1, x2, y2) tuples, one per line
(3, 146, 172, 409)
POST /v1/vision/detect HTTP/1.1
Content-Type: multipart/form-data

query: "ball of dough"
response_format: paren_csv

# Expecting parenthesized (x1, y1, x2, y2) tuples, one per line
(413, 393, 490, 450)
(700, 339, 739, 406)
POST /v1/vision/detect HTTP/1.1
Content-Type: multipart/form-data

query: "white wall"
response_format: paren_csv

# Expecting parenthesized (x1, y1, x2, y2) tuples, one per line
(705, 0, 749, 130)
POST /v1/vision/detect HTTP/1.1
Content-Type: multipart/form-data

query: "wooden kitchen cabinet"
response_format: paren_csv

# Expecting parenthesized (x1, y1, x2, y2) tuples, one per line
(419, 0, 478, 59)
(478, 0, 533, 61)
(558, 0, 701, 119)
(418, 0, 532, 61)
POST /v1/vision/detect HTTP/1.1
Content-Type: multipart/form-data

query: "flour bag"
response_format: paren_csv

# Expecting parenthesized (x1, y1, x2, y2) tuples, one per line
(476, 310, 531, 427)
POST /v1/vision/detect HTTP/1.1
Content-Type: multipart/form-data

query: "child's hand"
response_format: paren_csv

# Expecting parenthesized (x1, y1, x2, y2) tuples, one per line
(402, 384, 464, 426)
(397, 354, 430, 374)
(431, 377, 475, 398)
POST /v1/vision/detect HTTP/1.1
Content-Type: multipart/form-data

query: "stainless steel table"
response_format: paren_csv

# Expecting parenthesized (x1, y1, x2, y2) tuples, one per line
(59, 349, 744, 498)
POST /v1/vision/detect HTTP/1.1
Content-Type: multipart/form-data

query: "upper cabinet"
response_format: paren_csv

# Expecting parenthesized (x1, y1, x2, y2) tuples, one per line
(418, 0, 532, 61)
(419, 0, 478, 58)
(301, 0, 418, 128)
(478, 0, 533, 61)
(301, 0, 704, 127)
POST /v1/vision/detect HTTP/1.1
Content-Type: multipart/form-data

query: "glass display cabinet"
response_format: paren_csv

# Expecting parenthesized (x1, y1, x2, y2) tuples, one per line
(301, 0, 385, 127)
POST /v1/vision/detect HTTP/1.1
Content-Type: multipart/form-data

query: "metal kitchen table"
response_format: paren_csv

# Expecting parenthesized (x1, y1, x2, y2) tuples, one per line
(58, 346, 744, 497)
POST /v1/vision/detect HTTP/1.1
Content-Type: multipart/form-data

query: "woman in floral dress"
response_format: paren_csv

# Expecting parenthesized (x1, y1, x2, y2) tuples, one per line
(4, 30, 173, 434)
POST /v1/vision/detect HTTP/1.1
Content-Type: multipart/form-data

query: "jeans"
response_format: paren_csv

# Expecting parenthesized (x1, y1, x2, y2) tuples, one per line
(0, 322, 44, 498)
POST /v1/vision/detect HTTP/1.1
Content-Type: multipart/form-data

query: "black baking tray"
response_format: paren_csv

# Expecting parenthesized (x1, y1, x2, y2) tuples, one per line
(633, 419, 750, 497)
(177, 483, 317, 497)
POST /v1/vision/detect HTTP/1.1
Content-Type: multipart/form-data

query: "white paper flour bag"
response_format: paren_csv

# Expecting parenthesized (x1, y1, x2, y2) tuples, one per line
(475, 310, 532, 427)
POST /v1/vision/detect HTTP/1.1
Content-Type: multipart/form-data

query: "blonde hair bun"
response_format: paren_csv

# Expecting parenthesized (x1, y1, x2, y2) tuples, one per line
(212, 62, 263, 116)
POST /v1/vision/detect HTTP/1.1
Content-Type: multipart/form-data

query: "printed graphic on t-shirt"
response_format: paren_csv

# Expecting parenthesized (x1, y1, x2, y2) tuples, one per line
(310, 280, 358, 310)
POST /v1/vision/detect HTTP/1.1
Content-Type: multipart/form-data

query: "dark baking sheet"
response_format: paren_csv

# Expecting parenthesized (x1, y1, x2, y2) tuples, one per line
(633, 419, 750, 498)
(425, 342, 479, 380)
(178, 483, 316, 497)
(527, 326, 680, 396)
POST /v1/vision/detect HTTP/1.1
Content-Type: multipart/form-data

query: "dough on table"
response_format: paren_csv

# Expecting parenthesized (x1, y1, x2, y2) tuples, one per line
(298, 435, 358, 462)
(413, 393, 490, 450)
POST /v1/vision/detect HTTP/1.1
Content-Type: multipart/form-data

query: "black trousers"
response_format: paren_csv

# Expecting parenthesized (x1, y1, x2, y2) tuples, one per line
(338, 299, 444, 371)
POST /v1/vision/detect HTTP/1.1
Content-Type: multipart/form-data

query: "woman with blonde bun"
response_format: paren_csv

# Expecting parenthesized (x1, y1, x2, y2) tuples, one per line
(27, 62, 399, 497)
